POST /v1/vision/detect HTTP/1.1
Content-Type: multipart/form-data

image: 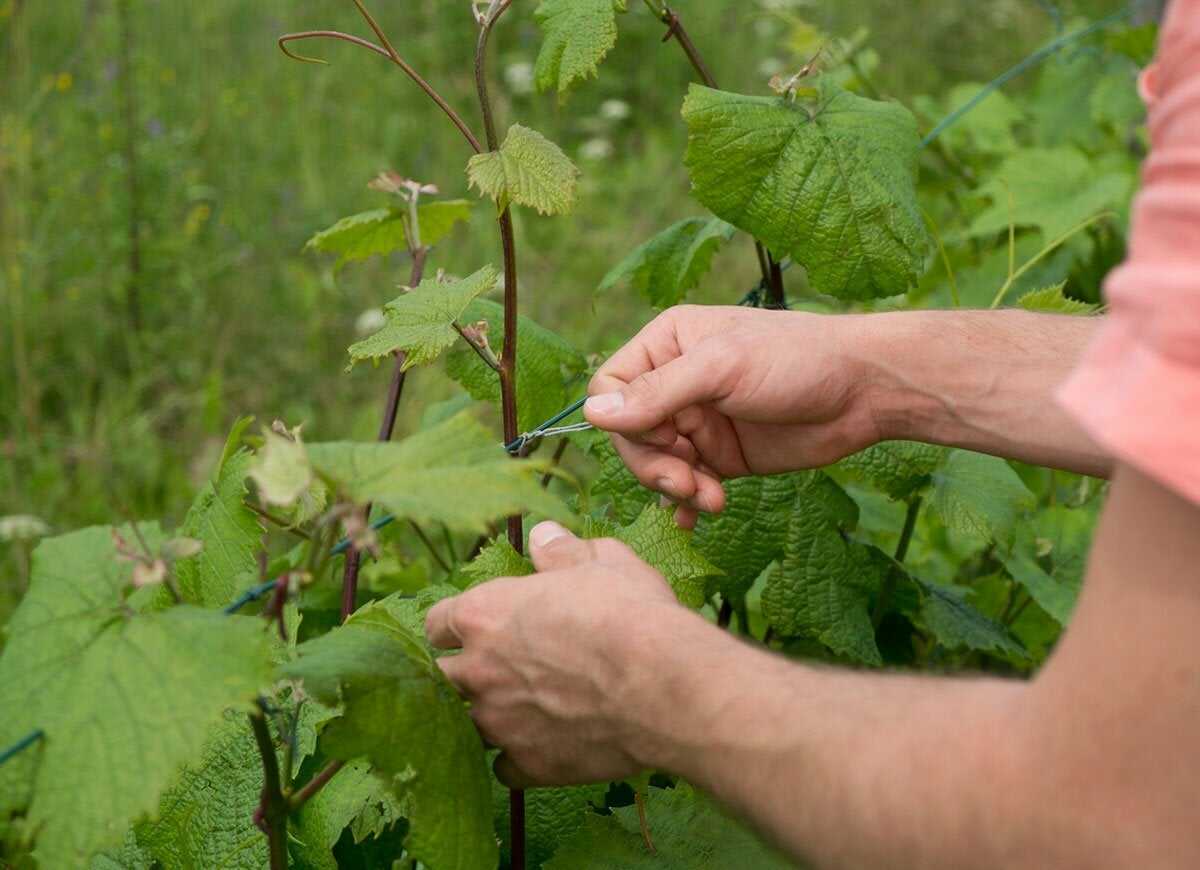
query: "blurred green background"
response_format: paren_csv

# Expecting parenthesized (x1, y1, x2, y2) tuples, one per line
(0, 0, 1129, 616)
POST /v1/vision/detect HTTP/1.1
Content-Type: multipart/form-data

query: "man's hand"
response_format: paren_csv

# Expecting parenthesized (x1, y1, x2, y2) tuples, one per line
(423, 521, 705, 788)
(585, 307, 1110, 528)
(585, 306, 884, 525)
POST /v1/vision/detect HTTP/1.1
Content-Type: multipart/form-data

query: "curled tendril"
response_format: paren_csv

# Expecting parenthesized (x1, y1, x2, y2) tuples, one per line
(276, 0, 484, 154)
(277, 30, 391, 65)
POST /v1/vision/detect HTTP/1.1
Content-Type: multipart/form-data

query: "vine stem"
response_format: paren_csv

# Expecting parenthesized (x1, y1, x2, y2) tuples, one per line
(340, 247, 428, 621)
(872, 496, 922, 629)
(289, 759, 346, 810)
(988, 211, 1113, 309)
(650, 2, 784, 303)
(474, 4, 526, 866)
(249, 709, 289, 870)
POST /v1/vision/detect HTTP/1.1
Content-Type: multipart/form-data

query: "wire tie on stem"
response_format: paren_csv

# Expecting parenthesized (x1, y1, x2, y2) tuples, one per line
(503, 396, 592, 455)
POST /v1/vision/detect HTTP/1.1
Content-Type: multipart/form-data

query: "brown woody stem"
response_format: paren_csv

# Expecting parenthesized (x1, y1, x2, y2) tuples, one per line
(474, 3, 526, 866)
(652, 4, 782, 299)
(249, 709, 289, 870)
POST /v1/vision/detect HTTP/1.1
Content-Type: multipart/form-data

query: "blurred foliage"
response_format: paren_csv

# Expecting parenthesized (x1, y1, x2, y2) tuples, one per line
(1, 0, 1132, 626)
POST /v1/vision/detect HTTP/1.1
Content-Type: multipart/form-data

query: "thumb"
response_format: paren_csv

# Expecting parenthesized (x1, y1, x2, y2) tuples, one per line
(584, 346, 727, 435)
(528, 521, 599, 572)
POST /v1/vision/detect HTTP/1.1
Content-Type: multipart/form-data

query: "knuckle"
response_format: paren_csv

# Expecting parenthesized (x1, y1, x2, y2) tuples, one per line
(452, 593, 493, 638)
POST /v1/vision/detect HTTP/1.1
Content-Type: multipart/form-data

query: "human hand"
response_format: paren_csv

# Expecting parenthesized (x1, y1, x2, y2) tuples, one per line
(424, 520, 709, 788)
(584, 305, 883, 525)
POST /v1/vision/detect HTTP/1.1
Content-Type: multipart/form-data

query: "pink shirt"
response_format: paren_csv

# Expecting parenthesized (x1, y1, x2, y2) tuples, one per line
(1057, 0, 1200, 505)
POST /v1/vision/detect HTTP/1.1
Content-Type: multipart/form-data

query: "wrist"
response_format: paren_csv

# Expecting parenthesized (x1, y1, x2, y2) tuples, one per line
(615, 605, 794, 780)
(846, 310, 950, 445)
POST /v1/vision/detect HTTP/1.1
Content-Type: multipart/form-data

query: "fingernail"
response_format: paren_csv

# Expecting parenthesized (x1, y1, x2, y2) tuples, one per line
(691, 490, 718, 512)
(585, 393, 624, 415)
(655, 477, 679, 499)
(659, 494, 675, 508)
(529, 521, 569, 548)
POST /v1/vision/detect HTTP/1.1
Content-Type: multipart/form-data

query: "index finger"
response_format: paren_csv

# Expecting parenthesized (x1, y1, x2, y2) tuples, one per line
(424, 598, 464, 650)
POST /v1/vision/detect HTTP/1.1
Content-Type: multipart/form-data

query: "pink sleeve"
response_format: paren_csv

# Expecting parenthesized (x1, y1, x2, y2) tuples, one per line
(1056, 0, 1200, 504)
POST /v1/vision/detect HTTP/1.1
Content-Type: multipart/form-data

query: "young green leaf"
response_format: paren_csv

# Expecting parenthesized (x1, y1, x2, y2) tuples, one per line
(681, 80, 928, 300)
(931, 450, 1035, 546)
(307, 411, 571, 533)
(466, 124, 580, 216)
(174, 449, 264, 608)
(598, 216, 735, 308)
(693, 474, 800, 600)
(1016, 282, 1100, 315)
(305, 201, 472, 267)
(249, 425, 314, 508)
(579, 429, 654, 524)
(533, 0, 627, 96)
(445, 299, 587, 433)
(290, 759, 401, 870)
(908, 578, 1027, 659)
(0, 526, 273, 869)
(463, 536, 534, 587)
(282, 607, 497, 870)
(544, 785, 793, 869)
(967, 147, 1129, 242)
(604, 504, 722, 609)
(761, 473, 884, 665)
(837, 441, 947, 502)
(347, 265, 499, 370)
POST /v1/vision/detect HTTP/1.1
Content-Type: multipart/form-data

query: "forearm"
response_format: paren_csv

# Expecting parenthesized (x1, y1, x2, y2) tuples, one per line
(851, 310, 1112, 478)
(626, 465, 1200, 869)
(628, 617, 1030, 868)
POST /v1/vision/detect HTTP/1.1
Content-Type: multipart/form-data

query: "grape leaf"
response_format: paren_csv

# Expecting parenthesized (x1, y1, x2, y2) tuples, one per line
(0, 526, 273, 869)
(607, 504, 721, 609)
(290, 759, 401, 870)
(305, 200, 472, 267)
(931, 450, 1034, 545)
(1001, 552, 1079, 626)
(681, 80, 928, 300)
(597, 216, 734, 308)
(89, 832, 152, 870)
(174, 449, 264, 608)
(347, 265, 499, 370)
(462, 536, 534, 587)
(0, 524, 160, 829)
(545, 785, 794, 869)
(370, 585, 461, 642)
(966, 147, 1129, 242)
(1016, 282, 1100, 315)
(693, 475, 800, 600)
(467, 124, 580, 216)
(837, 441, 947, 502)
(579, 430, 654, 524)
(907, 578, 1026, 659)
(493, 778, 607, 869)
(135, 713, 267, 870)
(445, 298, 587, 433)
(282, 606, 497, 870)
(249, 425, 318, 512)
(306, 411, 571, 532)
(761, 473, 884, 664)
(533, 0, 627, 96)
